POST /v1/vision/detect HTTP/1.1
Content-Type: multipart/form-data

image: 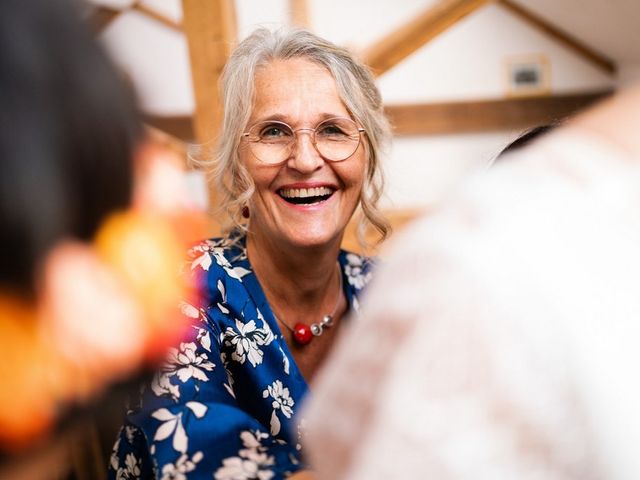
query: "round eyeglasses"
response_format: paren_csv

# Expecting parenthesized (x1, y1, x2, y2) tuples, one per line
(241, 117, 365, 165)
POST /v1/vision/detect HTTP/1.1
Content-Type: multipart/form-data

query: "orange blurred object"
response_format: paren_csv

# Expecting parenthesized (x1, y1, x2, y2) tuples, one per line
(0, 138, 211, 453)
(0, 296, 55, 451)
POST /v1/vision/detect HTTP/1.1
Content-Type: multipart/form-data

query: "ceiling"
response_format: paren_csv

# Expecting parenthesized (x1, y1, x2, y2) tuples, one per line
(512, 0, 640, 63)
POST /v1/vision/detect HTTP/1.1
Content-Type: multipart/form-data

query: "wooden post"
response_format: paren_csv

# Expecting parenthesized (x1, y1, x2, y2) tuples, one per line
(181, 0, 237, 144)
(290, 0, 310, 28)
(182, 0, 236, 233)
(361, 0, 494, 76)
(132, 1, 182, 32)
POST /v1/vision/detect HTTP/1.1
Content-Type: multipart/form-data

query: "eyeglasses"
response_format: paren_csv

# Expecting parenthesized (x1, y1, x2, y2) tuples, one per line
(241, 117, 365, 165)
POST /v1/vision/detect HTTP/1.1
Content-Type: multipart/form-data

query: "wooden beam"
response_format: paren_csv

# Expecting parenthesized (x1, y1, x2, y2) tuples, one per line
(499, 0, 616, 75)
(361, 0, 494, 76)
(181, 0, 237, 144)
(290, 0, 311, 28)
(145, 124, 188, 162)
(131, 1, 182, 32)
(385, 90, 613, 135)
(86, 6, 122, 33)
(145, 90, 613, 139)
(144, 115, 194, 143)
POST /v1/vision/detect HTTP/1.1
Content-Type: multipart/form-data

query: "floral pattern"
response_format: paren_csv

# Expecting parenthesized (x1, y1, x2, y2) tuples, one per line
(109, 233, 373, 479)
(344, 253, 373, 290)
(224, 317, 274, 367)
(214, 430, 276, 480)
(262, 380, 295, 436)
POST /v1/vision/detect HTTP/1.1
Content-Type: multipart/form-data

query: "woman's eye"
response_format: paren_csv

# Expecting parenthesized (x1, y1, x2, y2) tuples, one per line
(318, 124, 347, 137)
(260, 125, 290, 138)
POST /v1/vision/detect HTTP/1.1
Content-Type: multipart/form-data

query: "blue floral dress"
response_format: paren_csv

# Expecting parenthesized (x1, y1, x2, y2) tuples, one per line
(109, 233, 374, 479)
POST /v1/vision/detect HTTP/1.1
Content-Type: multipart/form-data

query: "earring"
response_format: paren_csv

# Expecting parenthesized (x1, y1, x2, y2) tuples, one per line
(241, 206, 250, 219)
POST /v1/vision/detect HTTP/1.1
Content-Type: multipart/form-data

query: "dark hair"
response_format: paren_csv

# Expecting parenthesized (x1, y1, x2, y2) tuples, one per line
(0, 0, 143, 294)
(496, 124, 556, 161)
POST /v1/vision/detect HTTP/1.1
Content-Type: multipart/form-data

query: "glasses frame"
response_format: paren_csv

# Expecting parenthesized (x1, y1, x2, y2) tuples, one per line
(240, 116, 366, 165)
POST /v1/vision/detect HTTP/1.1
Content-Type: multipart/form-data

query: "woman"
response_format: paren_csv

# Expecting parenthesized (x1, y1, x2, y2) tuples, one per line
(1, 0, 191, 477)
(110, 28, 391, 479)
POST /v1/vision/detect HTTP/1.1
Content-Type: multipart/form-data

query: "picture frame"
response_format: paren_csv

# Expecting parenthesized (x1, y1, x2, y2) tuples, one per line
(504, 54, 551, 97)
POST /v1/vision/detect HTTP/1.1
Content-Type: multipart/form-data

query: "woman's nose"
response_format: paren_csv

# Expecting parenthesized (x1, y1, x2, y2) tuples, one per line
(287, 130, 323, 173)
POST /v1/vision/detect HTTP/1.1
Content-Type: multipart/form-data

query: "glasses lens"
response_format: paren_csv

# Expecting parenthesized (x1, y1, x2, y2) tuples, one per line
(315, 118, 361, 161)
(246, 121, 294, 164)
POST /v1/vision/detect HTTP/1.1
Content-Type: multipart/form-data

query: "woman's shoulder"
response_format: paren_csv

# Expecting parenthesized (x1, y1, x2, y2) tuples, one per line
(181, 233, 253, 309)
(339, 249, 376, 292)
(185, 233, 251, 279)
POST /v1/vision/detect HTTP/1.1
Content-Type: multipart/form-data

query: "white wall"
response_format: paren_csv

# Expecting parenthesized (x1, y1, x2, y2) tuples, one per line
(94, 0, 617, 211)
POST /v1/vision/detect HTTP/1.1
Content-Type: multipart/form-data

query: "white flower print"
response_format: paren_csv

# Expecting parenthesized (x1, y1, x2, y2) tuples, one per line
(151, 342, 214, 400)
(115, 452, 142, 480)
(193, 326, 212, 352)
(169, 342, 215, 383)
(125, 426, 137, 444)
(239, 430, 269, 450)
(151, 370, 181, 400)
(152, 402, 208, 454)
(217, 279, 230, 314)
(278, 346, 290, 375)
(262, 380, 295, 435)
(160, 451, 203, 480)
(214, 430, 275, 480)
(220, 351, 236, 398)
(344, 253, 372, 289)
(224, 319, 274, 367)
(190, 241, 251, 280)
(110, 436, 121, 472)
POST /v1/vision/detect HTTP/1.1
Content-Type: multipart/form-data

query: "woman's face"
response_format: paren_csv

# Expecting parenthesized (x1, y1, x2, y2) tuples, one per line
(241, 58, 367, 250)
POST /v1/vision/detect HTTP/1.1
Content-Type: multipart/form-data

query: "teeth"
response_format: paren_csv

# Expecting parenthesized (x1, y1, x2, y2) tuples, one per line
(280, 187, 334, 198)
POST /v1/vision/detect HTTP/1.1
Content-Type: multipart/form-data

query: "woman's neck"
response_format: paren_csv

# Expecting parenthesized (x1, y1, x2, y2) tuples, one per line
(245, 230, 342, 315)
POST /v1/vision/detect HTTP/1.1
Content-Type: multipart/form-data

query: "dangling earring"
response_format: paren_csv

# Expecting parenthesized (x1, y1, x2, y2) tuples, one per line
(241, 206, 250, 219)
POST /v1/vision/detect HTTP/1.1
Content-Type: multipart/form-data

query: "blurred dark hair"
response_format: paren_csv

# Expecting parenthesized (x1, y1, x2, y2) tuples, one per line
(0, 0, 143, 294)
(496, 124, 557, 161)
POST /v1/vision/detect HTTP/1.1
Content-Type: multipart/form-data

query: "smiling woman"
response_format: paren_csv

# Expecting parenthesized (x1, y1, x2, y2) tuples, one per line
(110, 28, 391, 480)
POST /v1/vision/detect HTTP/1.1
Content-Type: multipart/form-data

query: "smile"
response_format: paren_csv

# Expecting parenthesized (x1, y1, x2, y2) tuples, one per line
(278, 186, 336, 206)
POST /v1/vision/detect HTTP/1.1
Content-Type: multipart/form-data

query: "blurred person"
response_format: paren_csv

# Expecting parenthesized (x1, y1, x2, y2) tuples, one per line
(303, 86, 640, 479)
(0, 0, 195, 477)
(110, 27, 391, 479)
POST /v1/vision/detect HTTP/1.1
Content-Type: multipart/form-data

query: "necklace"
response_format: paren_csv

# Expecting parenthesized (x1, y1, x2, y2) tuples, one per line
(275, 263, 343, 346)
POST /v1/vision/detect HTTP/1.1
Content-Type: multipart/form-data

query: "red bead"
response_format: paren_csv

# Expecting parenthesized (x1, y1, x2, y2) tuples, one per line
(293, 323, 313, 345)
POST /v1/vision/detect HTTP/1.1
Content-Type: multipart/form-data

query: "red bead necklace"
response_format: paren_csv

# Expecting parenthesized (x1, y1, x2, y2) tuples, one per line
(276, 264, 343, 346)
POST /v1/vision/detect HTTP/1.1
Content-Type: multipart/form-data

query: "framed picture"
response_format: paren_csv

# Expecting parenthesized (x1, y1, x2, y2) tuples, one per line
(504, 54, 551, 97)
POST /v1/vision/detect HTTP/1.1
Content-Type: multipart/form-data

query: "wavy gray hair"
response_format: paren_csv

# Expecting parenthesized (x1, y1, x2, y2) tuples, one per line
(199, 27, 391, 245)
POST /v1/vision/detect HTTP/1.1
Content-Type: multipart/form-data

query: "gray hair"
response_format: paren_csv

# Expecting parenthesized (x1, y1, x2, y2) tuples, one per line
(201, 27, 392, 246)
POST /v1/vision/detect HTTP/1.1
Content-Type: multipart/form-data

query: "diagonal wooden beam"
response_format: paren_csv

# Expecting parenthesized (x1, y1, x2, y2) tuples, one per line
(131, 1, 182, 32)
(144, 115, 194, 143)
(86, 6, 122, 33)
(499, 0, 616, 75)
(385, 90, 613, 135)
(361, 0, 495, 76)
(145, 124, 188, 162)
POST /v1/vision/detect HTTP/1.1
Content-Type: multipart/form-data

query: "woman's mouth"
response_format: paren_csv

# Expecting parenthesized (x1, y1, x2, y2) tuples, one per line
(278, 186, 336, 206)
